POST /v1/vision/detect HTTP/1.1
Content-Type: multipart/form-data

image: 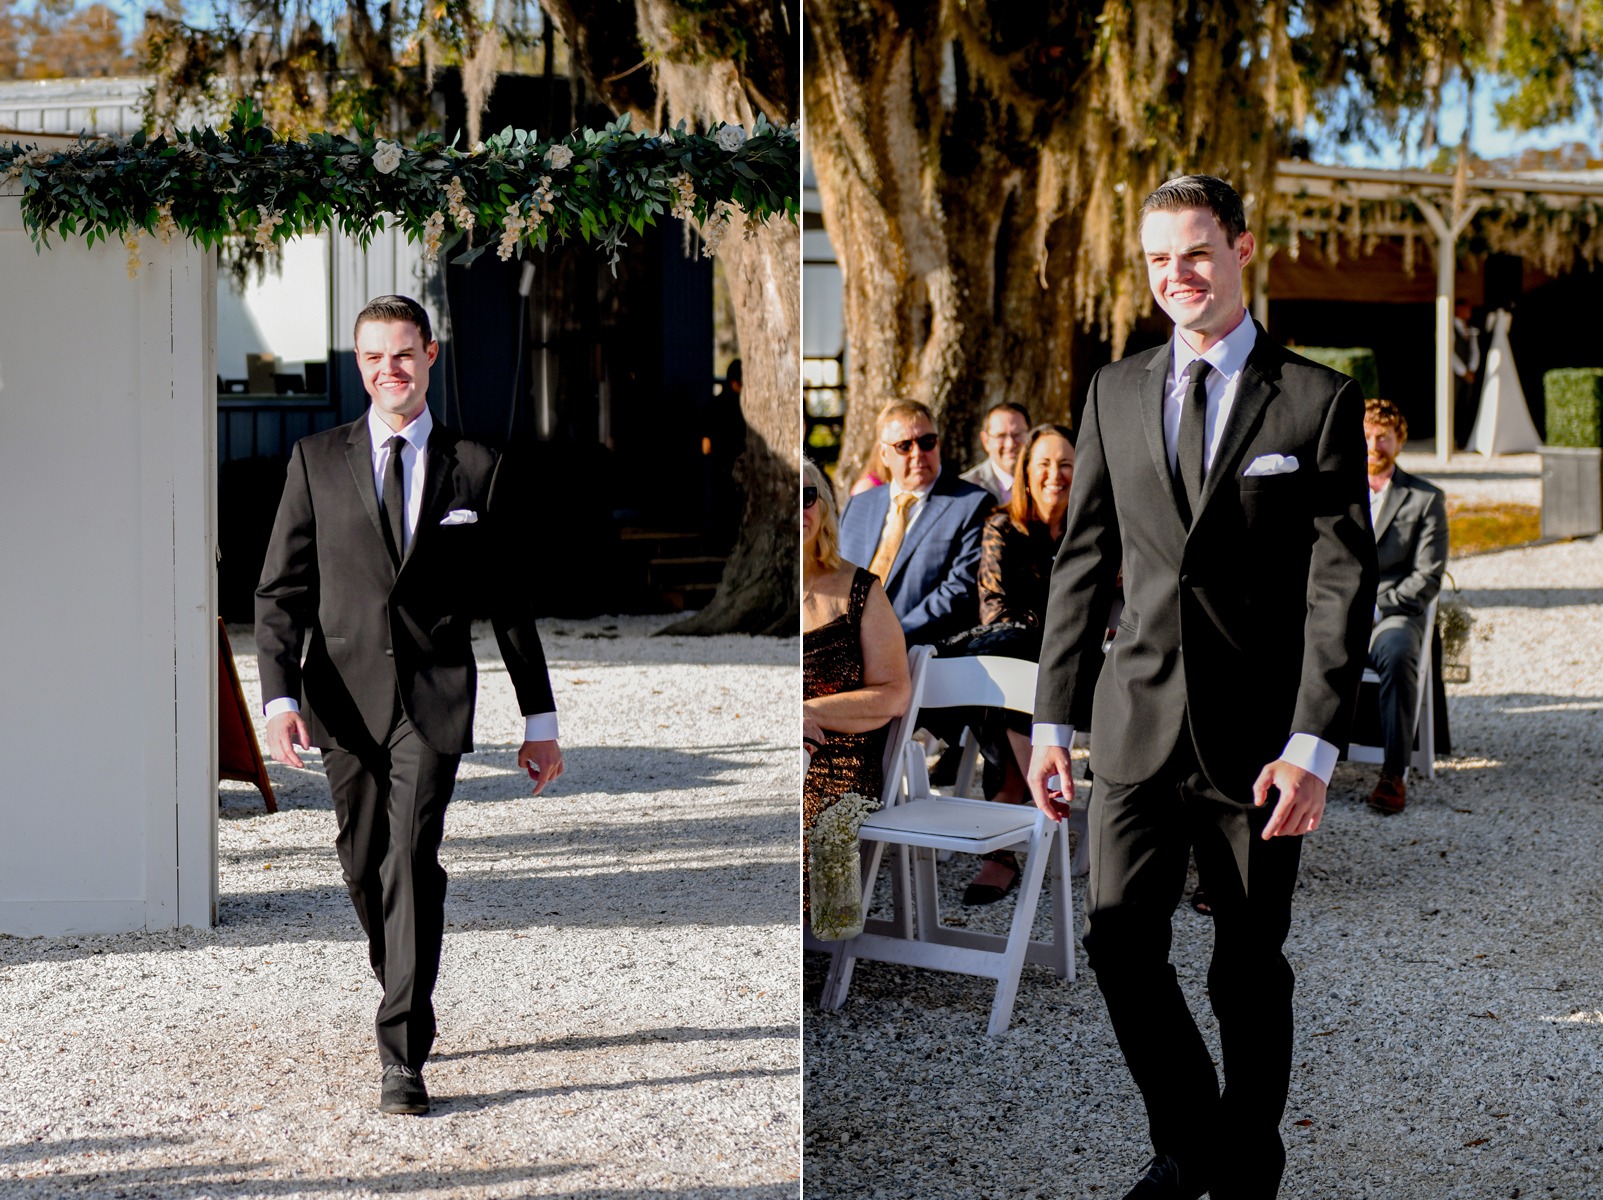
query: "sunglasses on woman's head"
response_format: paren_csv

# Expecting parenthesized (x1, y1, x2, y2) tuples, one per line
(802, 486, 818, 509)
(884, 432, 939, 455)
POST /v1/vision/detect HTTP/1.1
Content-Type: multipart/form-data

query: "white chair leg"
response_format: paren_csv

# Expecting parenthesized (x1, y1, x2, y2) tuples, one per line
(912, 845, 942, 940)
(987, 824, 1054, 1036)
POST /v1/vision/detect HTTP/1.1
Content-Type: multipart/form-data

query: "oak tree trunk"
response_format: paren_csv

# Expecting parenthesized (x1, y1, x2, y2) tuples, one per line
(805, 4, 1103, 492)
(545, 0, 800, 634)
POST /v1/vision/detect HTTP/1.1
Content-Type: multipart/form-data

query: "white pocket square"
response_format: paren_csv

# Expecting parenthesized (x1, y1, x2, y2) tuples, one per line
(439, 509, 479, 525)
(1243, 454, 1299, 477)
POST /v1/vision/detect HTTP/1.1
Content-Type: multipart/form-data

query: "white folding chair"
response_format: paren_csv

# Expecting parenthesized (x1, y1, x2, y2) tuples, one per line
(820, 649, 1076, 1036)
(1345, 595, 1439, 779)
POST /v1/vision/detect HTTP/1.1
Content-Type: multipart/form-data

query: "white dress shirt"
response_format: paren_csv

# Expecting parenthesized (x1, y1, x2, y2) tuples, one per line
(1369, 473, 1392, 623)
(1033, 312, 1339, 786)
(265, 405, 558, 744)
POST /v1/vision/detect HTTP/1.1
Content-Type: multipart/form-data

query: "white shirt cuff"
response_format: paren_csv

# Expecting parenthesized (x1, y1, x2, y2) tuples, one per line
(264, 697, 300, 719)
(1032, 723, 1075, 747)
(1281, 733, 1338, 785)
(524, 712, 559, 742)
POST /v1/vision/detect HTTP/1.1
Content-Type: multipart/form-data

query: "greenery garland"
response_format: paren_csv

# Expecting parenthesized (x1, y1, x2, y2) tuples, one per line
(0, 99, 799, 276)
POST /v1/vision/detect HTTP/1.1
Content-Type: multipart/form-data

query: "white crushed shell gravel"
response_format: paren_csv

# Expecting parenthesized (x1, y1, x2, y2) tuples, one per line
(0, 615, 801, 1200)
(805, 526, 1603, 1198)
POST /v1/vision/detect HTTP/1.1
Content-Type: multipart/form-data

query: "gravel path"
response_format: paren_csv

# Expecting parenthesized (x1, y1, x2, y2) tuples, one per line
(804, 533, 1603, 1199)
(1, 616, 800, 1200)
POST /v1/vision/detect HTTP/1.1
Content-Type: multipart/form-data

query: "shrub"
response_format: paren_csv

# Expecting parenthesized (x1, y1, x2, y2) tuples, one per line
(1296, 347, 1379, 399)
(1542, 368, 1603, 448)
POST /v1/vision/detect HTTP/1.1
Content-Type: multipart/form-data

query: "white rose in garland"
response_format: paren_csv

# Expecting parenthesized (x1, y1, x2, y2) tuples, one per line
(714, 124, 747, 153)
(544, 144, 574, 170)
(371, 140, 403, 174)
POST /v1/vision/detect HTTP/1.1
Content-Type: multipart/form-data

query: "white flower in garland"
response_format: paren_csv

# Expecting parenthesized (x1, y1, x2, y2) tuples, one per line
(422, 210, 446, 264)
(337, 153, 361, 174)
(497, 201, 526, 261)
(444, 176, 475, 231)
(669, 172, 696, 221)
(544, 144, 574, 170)
(124, 231, 143, 280)
(714, 124, 747, 153)
(700, 200, 740, 258)
(254, 208, 285, 250)
(371, 140, 403, 174)
(155, 201, 178, 245)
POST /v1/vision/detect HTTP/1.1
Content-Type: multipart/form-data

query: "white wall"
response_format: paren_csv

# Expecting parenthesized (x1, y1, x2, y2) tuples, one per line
(215, 234, 331, 384)
(0, 194, 218, 935)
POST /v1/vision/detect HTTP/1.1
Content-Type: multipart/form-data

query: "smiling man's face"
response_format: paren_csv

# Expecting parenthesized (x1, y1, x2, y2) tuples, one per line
(356, 318, 438, 429)
(1141, 205, 1254, 352)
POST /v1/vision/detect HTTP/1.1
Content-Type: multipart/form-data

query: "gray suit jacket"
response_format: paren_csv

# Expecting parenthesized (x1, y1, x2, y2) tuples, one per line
(1372, 466, 1448, 640)
(960, 460, 1009, 504)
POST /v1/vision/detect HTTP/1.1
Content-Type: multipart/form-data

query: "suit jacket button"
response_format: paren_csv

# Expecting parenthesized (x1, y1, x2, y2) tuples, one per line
(385, 648, 394, 656)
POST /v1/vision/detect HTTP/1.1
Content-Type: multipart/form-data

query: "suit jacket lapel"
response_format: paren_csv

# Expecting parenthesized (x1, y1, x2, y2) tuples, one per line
(1373, 471, 1407, 542)
(1196, 342, 1277, 519)
(1141, 346, 1182, 522)
(407, 427, 458, 567)
(344, 421, 389, 548)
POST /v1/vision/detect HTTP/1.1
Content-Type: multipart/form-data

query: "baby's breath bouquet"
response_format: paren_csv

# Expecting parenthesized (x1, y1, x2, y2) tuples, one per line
(808, 792, 880, 942)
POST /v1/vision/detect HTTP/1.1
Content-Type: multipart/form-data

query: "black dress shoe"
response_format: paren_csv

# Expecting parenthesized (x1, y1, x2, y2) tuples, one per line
(379, 1064, 429, 1115)
(1123, 1154, 1207, 1200)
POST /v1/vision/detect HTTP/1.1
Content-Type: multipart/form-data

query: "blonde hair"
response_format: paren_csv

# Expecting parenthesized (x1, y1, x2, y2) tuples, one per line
(875, 399, 935, 438)
(803, 458, 842, 570)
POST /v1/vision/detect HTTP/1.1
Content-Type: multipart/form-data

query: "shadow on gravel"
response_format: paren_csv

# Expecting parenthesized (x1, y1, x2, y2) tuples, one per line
(0, 1159, 583, 1196)
(439, 1064, 798, 1113)
(225, 743, 798, 816)
(1458, 586, 1603, 608)
(213, 856, 797, 934)
(0, 1133, 189, 1166)
(430, 1023, 800, 1062)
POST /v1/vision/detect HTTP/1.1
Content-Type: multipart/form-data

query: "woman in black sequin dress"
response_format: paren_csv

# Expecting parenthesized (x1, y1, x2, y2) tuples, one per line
(802, 459, 910, 910)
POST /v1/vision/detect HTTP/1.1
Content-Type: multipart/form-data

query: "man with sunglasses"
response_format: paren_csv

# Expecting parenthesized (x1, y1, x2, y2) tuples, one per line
(837, 400, 992, 647)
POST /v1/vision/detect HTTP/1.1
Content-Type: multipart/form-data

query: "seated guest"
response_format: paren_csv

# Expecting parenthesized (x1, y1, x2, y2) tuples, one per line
(963, 424, 1075, 903)
(839, 400, 992, 646)
(1363, 398, 1448, 815)
(961, 400, 1031, 504)
(803, 458, 911, 908)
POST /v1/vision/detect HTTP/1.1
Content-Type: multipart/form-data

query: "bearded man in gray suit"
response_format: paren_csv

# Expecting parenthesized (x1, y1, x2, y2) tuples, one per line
(1360, 397, 1448, 815)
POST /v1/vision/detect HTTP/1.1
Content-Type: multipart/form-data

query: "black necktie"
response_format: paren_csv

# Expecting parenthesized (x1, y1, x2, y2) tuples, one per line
(1176, 359, 1209, 527)
(382, 434, 407, 564)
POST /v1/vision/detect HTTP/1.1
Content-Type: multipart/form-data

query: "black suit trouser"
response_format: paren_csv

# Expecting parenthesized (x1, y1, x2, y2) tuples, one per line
(1082, 735, 1303, 1200)
(324, 711, 461, 1070)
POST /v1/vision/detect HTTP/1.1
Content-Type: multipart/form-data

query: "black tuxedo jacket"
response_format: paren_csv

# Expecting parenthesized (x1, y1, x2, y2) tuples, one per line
(1035, 325, 1378, 798)
(256, 416, 554, 755)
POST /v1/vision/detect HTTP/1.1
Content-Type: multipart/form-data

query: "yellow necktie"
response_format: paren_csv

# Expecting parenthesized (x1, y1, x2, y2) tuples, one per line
(868, 492, 917, 583)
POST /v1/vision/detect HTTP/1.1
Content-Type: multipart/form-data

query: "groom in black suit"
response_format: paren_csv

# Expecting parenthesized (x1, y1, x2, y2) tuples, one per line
(257, 294, 563, 1115)
(1028, 177, 1376, 1199)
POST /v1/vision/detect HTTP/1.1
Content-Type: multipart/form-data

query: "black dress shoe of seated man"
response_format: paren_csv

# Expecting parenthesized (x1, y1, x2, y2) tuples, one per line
(1122, 1153, 1207, 1200)
(379, 1064, 429, 1115)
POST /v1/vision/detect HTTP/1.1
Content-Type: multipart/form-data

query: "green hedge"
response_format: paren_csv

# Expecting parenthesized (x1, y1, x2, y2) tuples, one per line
(1296, 347, 1380, 399)
(1543, 368, 1603, 448)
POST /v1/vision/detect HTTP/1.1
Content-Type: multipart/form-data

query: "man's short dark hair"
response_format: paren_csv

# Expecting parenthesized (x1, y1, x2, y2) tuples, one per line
(983, 400, 1031, 426)
(356, 295, 433, 344)
(1364, 397, 1409, 442)
(1139, 175, 1248, 246)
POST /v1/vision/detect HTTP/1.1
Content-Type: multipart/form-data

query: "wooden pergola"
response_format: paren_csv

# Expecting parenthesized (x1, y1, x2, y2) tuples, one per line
(1256, 159, 1603, 462)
